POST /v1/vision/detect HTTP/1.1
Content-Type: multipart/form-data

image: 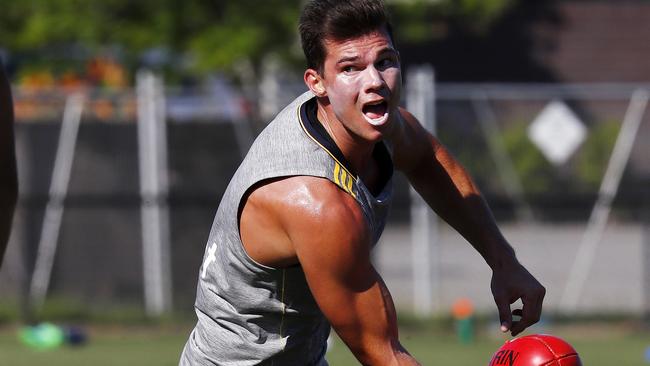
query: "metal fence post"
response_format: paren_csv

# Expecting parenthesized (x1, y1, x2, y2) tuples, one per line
(641, 190, 650, 325)
(406, 65, 438, 316)
(29, 93, 84, 310)
(471, 93, 535, 222)
(560, 89, 649, 313)
(137, 70, 172, 316)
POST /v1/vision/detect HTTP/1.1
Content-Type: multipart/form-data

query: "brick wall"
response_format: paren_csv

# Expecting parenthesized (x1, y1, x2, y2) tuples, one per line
(537, 1, 650, 82)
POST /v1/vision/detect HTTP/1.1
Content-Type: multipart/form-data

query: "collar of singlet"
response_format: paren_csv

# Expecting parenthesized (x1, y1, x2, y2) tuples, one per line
(299, 97, 394, 193)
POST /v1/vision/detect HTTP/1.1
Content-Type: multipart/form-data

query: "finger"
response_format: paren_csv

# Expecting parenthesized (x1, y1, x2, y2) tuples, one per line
(511, 296, 541, 336)
(509, 308, 523, 335)
(509, 309, 529, 336)
(494, 296, 512, 333)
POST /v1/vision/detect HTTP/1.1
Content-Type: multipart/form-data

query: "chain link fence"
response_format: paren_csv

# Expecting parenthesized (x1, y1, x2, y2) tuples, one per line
(1, 74, 649, 317)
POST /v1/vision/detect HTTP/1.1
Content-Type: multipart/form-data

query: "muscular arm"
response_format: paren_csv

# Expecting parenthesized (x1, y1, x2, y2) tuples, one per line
(292, 188, 418, 365)
(392, 109, 513, 269)
(242, 177, 420, 365)
(0, 65, 17, 266)
(390, 109, 545, 336)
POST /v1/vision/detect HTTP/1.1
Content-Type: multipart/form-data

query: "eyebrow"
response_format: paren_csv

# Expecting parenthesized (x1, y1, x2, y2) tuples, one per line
(335, 47, 397, 65)
(378, 48, 398, 58)
(336, 56, 359, 65)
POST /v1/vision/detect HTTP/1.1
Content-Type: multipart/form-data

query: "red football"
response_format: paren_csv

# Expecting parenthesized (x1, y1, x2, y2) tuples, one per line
(488, 334, 582, 366)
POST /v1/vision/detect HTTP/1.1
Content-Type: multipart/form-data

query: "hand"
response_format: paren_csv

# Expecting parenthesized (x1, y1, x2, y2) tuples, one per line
(490, 260, 545, 336)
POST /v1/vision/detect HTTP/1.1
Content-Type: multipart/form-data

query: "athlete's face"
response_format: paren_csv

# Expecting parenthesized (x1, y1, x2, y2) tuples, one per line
(306, 27, 402, 142)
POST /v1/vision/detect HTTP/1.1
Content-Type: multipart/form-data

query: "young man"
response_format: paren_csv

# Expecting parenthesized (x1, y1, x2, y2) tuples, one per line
(0, 64, 17, 267)
(180, 1, 545, 365)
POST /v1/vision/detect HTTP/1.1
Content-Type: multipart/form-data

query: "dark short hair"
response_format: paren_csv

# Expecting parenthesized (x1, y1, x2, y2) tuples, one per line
(299, 0, 394, 74)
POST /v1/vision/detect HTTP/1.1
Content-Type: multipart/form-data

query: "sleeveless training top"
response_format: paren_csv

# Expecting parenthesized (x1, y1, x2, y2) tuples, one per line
(180, 91, 394, 365)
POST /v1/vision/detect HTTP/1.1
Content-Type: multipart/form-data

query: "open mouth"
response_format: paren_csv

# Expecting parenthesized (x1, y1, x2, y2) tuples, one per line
(362, 100, 389, 126)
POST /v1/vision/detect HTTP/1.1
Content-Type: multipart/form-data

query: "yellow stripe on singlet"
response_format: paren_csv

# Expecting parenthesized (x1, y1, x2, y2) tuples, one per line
(333, 162, 356, 198)
(345, 173, 355, 197)
(297, 104, 357, 199)
(333, 162, 341, 187)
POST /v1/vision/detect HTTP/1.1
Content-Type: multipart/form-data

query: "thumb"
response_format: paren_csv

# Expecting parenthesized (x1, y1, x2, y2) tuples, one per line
(495, 297, 512, 333)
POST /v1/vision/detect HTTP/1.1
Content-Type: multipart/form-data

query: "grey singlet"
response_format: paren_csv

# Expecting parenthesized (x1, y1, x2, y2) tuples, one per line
(180, 91, 394, 365)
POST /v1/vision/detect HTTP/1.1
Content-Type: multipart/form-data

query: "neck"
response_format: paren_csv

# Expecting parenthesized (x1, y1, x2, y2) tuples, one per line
(316, 102, 375, 175)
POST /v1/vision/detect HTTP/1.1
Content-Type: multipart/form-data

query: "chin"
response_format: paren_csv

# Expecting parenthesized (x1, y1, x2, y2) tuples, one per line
(362, 121, 390, 142)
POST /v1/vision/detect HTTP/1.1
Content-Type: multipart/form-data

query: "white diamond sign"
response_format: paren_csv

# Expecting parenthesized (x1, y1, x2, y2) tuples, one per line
(528, 100, 587, 165)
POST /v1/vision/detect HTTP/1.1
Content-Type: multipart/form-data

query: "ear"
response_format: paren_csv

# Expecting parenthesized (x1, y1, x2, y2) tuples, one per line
(304, 68, 326, 97)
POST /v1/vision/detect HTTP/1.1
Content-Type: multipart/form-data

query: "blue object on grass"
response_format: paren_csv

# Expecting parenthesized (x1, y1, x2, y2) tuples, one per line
(63, 325, 88, 346)
(644, 345, 650, 363)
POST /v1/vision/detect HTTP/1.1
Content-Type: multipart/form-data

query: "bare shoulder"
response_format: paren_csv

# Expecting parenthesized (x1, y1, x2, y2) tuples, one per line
(255, 175, 366, 233)
(246, 175, 367, 237)
(264, 176, 368, 251)
(240, 175, 369, 268)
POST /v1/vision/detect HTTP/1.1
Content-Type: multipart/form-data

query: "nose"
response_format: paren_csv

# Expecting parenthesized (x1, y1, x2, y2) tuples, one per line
(363, 66, 384, 92)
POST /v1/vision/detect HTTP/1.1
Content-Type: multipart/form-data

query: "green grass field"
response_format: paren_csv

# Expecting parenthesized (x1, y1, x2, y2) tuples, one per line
(1, 320, 648, 365)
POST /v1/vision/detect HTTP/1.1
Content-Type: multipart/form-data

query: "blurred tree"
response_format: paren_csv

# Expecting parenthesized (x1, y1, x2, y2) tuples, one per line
(393, 0, 561, 82)
(186, 0, 302, 73)
(0, 0, 303, 81)
(387, 0, 516, 43)
(576, 121, 620, 190)
(501, 122, 555, 194)
(0, 0, 522, 80)
(0, 0, 172, 53)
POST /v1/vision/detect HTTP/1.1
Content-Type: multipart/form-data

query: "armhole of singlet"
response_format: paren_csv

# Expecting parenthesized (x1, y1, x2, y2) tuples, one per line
(232, 97, 362, 271)
(235, 177, 285, 272)
(235, 173, 335, 272)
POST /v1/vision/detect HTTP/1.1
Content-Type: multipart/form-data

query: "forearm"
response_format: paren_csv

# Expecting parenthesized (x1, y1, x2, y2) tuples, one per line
(291, 186, 421, 365)
(407, 140, 516, 269)
(395, 111, 544, 336)
(309, 263, 418, 365)
(415, 152, 547, 335)
(333, 276, 420, 366)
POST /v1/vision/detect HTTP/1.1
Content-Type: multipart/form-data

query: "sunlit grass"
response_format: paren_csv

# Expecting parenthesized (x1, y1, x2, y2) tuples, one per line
(1, 317, 649, 365)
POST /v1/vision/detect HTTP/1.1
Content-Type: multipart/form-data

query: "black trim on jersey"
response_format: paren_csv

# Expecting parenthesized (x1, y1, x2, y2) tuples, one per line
(302, 99, 354, 172)
(300, 98, 394, 195)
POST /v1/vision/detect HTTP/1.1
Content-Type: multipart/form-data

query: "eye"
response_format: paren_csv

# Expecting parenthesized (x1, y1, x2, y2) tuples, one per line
(376, 57, 396, 70)
(342, 65, 358, 73)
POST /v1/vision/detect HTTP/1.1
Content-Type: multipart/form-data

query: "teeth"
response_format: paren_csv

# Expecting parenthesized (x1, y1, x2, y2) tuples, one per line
(362, 98, 389, 126)
(364, 112, 389, 126)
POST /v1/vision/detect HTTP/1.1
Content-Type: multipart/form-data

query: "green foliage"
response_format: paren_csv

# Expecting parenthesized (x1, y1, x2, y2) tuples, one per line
(388, 0, 517, 43)
(575, 121, 620, 190)
(0, 0, 174, 52)
(0, 0, 518, 78)
(448, 0, 515, 31)
(388, 1, 446, 43)
(500, 119, 621, 196)
(0, 0, 302, 77)
(186, 0, 302, 73)
(501, 122, 555, 194)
